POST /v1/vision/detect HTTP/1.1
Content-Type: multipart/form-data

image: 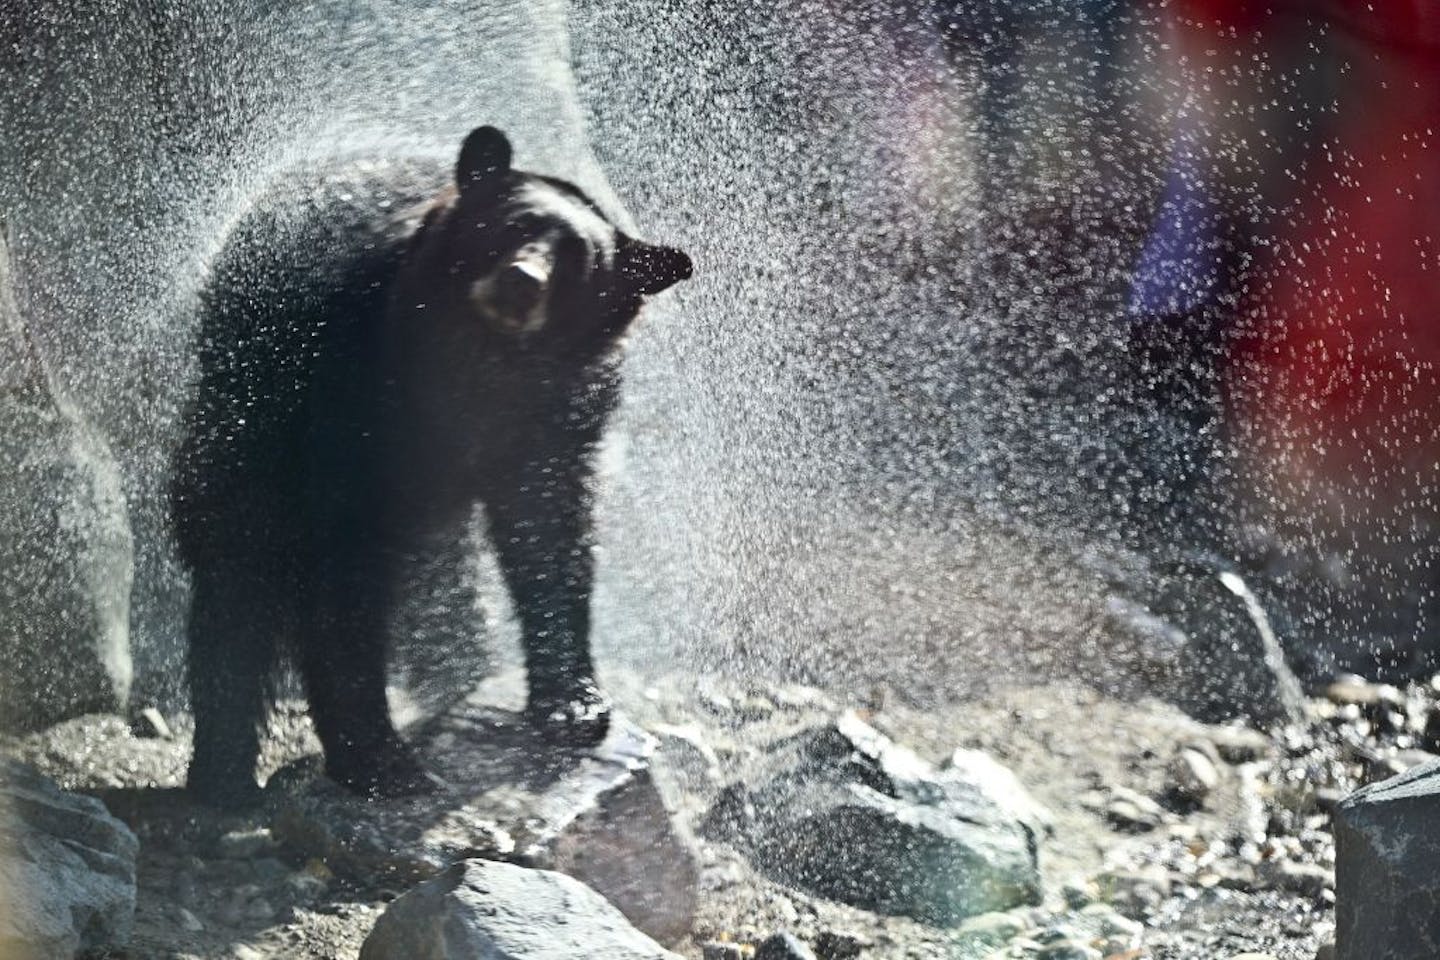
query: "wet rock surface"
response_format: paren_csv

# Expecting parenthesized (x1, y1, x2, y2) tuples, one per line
(702, 712, 1045, 925)
(358, 858, 682, 960)
(1104, 555, 1306, 729)
(0, 230, 133, 733)
(9, 666, 1440, 958)
(0, 759, 138, 959)
(1334, 758, 1440, 959)
(267, 681, 698, 945)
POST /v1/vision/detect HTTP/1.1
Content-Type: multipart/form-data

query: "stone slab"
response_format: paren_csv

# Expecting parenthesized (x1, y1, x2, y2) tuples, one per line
(267, 690, 697, 944)
(359, 859, 682, 960)
(1335, 759, 1440, 959)
(0, 759, 138, 959)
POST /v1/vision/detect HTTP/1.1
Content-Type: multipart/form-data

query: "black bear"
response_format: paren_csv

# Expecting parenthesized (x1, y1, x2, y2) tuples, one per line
(171, 127, 692, 808)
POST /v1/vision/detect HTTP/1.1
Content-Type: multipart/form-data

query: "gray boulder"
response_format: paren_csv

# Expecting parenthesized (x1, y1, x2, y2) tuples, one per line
(358, 859, 682, 960)
(1170, 563, 1305, 726)
(1334, 759, 1440, 959)
(0, 228, 133, 731)
(703, 713, 1045, 925)
(0, 759, 138, 959)
(269, 678, 698, 944)
(1106, 554, 1305, 727)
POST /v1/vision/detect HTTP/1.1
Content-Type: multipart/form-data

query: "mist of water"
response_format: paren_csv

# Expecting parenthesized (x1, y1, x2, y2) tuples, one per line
(2, 0, 1434, 716)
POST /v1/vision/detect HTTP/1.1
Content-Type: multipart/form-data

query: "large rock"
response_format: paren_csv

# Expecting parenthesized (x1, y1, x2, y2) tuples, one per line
(1168, 560, 1306, 727)
(0, 228, 133, 731)
(1106, 553, 1305, 727)
(359, 859, 682, 960)
(1334, 759, 1440, 959)
(268, 677, 698, 945)
(0, 759, 138, 959)
(702, 713, 1046, 925)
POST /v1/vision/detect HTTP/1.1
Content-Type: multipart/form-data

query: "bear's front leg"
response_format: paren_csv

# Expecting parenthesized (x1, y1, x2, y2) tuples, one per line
(485, 460, 612, 747)
(299, 554, 437, 799)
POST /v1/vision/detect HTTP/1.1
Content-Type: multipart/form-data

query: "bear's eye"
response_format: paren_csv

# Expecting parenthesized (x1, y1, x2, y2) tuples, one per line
(553, 233, 591, 280)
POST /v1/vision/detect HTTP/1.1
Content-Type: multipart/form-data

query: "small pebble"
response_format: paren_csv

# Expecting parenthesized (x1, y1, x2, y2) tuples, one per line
(1208, 725, 1273, 763)
(286, 872, 328, 903)
(301, 858, 334, 881)
(1060, 878, 1097, 909)
(1079, 903, 1141, 936)
(1168, 748, 1220, 803)
(130, 706, 174, 740)
(1084, 910, 1143, 953)
(1325, 676, 1404, 712)
(177, 906, 204, 932)
(1032, 924, 1071, 945)
(1106, 794, 1162, 832)
(699, 690, 735, 716)
(957, 911, 1028, 946)
(1259, 861, 1333, 897)
(1096, 867, 1172, 915)
(1035, 940, 1102, 960)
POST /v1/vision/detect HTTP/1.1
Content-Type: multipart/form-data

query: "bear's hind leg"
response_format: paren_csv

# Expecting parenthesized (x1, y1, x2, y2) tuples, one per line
(186, 568, 283, 810)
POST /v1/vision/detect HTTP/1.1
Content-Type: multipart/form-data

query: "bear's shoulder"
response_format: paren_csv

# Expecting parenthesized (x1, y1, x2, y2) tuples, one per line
(204, 158, 448, 318)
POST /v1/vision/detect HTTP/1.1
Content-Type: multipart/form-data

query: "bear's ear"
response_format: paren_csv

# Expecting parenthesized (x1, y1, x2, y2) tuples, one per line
(456, 126, 512, 192)
(619, 239, 693, 297)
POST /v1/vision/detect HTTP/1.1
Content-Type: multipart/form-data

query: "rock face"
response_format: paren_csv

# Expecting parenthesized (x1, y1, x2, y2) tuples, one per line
(1108, 555, 1305, 727)
(703, 713, 1046, 925)
(0, 228, 133, 731)
(1334, 759, 1440, 959)
(1170, 564, 1305, 726)
(0, 759, 138, 959)
(268, 679, 698, 945)
(358, 859, 682, 960)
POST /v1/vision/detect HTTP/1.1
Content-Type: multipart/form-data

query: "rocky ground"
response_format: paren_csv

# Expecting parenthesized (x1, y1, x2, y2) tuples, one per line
(6, 666, 1431, 960)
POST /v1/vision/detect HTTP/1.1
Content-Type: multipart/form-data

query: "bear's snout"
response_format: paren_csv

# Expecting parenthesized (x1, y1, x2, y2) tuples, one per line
(475, 236, 558, 333)
(495, 260, 547, 314)
(469, 241, 553, 335)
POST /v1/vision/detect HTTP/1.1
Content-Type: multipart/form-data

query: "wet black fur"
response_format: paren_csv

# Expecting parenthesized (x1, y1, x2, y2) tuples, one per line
(170, 129, 690, 807)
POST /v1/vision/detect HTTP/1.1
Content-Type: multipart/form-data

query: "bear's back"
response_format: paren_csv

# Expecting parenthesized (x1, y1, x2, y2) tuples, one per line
(171, 158, 448, 563)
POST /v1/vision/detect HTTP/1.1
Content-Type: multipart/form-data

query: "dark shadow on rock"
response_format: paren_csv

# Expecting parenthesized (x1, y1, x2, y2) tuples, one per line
(262, 684, 698, 946)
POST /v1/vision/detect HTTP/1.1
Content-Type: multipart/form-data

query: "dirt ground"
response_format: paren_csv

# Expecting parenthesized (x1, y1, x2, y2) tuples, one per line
(3, 662, 1362, 960)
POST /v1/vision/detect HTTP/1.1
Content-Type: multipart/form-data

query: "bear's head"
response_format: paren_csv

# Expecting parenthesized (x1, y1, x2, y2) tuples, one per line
(399, 126, 691, 353)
